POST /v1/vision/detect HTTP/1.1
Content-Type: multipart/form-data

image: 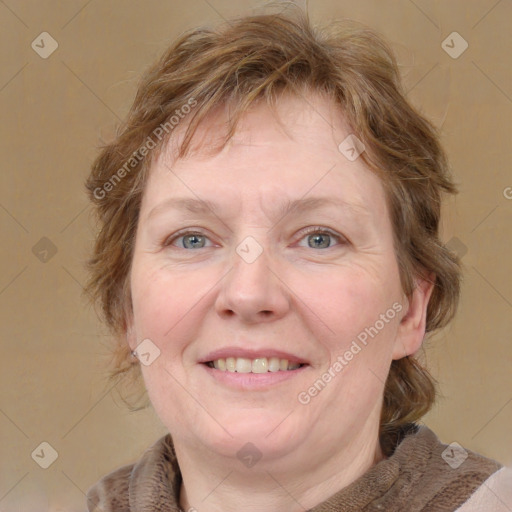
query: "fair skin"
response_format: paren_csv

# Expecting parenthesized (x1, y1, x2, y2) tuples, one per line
(128, 92, 433, 512)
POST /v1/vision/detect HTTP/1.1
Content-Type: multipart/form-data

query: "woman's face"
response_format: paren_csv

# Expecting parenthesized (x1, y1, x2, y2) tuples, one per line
(128, 92, 431, 466)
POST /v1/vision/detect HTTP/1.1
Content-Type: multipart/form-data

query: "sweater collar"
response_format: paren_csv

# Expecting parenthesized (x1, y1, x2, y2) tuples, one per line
(124, 424, 499, 511)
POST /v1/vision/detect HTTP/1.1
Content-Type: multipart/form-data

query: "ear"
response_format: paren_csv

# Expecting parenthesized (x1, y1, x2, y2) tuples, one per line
(392, 273, 435, 360)
(125, 312, 137, 353)
(122, 285, 137, 352)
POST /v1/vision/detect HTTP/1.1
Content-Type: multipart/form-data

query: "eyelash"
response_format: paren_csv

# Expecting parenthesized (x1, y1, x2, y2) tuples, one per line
(163, 226, 347, 250)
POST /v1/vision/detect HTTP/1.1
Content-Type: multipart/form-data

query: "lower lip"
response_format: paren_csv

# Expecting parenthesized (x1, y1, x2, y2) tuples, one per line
(201, 363, 309, 390)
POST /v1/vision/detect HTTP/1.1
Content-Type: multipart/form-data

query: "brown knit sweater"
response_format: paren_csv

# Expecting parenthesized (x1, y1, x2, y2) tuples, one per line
(86, 425, 503, 511)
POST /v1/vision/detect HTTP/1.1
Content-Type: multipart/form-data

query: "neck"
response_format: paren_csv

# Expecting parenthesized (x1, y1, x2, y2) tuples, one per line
(176, 423, 384, 512)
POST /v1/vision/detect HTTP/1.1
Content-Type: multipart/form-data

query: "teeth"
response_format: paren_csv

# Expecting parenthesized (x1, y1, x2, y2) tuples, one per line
(235, 357, 252, 373)
(208, 357, 303, 373)
(226, 357, 236, 372)
(252, 358, 268, 374)
(268, 357, 280, 372)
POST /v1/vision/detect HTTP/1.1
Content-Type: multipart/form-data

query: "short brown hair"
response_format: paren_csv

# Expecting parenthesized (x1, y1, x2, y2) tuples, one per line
(85, 5, 461, 453)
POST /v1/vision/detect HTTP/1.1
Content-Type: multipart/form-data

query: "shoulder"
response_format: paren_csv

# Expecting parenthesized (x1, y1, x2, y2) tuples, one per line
(86, 463, 134, 512)
(454, 466, 512, 512)
(388, 425, 503, 510)
(85, 434, 177, 512)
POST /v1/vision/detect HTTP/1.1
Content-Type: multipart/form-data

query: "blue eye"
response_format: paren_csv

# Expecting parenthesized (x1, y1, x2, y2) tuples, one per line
(298, 227, 344, 249)
(164, 227, 345, 250)
(166, 231, 212, 249)
(181, 233, 206, 249)
(306, 232, 332, 249)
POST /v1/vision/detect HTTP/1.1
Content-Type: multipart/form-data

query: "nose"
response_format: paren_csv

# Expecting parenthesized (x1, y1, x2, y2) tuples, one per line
(214, 242, 291, 324)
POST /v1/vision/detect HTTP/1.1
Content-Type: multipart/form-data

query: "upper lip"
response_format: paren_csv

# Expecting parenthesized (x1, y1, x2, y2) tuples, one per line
(199, 347, 309, 365)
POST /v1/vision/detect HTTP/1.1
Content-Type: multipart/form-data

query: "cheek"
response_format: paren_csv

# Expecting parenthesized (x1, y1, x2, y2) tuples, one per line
(130, 258, 217, 354)
(130, 262, 186, 344)
(296, 263, 402, 361)
(131, 267, 169, 337)
(300, 269, 390, 332)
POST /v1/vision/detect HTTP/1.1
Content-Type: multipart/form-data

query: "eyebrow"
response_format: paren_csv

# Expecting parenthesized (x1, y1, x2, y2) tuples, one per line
(146, 196, 370, 224)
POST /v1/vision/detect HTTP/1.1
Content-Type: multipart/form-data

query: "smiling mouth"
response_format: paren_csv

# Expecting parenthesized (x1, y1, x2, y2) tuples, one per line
(205, 357, 307, 373)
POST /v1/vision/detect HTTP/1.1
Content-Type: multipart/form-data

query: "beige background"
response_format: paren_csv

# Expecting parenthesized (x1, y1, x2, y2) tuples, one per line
(0, 0, 511, 510)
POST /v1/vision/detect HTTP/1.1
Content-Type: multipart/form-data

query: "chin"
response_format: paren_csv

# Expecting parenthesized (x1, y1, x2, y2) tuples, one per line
(183, 411, 305, 461)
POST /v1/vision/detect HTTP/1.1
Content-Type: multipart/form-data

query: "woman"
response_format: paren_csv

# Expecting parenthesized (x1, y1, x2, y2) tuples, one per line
(84, 7, 510, 512)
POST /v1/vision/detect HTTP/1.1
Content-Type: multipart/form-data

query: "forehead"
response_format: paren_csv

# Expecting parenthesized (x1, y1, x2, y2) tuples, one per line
(166, 92, 351, 163)
(142, 92, 389, 225)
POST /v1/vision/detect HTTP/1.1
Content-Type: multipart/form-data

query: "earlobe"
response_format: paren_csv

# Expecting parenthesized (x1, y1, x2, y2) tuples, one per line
(393, 273, 435, 360)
